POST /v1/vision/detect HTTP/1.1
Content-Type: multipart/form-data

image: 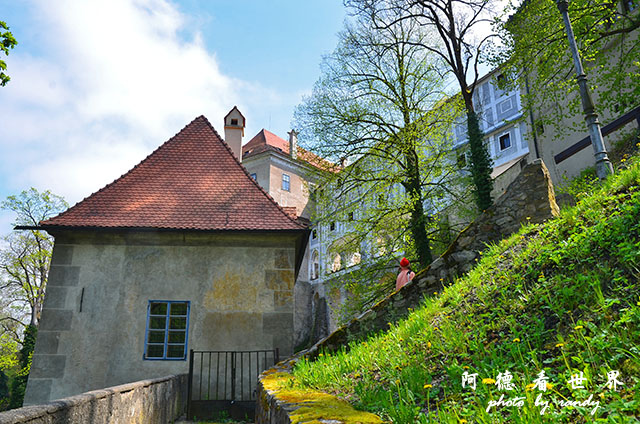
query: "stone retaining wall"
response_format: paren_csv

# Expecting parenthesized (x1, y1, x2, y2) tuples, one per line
(0, 374, 187, 424)
(255, 160, 559, 423)
(256, 359, 383, 424)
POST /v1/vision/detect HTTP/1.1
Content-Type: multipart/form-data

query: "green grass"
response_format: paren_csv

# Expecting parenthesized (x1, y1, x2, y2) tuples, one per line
(292, 154, 640, 423)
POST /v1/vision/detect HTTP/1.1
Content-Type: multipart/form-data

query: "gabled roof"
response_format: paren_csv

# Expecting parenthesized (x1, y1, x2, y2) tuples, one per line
(41, 116, 306, 232)
(242, 129, 332, 170)
(224, 105, 246, 125)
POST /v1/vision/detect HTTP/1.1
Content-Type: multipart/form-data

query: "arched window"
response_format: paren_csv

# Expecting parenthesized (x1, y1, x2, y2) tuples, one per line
(348, 252, 361, 267)
(311, 250, 319, 280)
(330, 253, 342, 273)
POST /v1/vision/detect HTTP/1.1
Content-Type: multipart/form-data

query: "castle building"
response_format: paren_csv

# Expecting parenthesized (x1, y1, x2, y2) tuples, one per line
(25, 113, 309, 405)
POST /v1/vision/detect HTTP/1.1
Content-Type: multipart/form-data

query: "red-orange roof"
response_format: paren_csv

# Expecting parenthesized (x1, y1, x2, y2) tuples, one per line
(41, 116, 307, 232)
(242, 129, 333, 170)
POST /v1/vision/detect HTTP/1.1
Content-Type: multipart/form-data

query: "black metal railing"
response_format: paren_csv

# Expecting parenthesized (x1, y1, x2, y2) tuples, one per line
(187, 349, 279, 420)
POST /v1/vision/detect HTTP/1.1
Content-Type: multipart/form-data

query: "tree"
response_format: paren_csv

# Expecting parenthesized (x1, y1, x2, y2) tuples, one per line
(1, 188, 68, 328)
(0, 369, 9, 411)
(0, 189, 66, 409)
(7, 324, 36, 409)
(497, 0, 640, 136)
(295, 4, 464, 276)
(348, 0, 498, 211)
(0, 21, 17, 87)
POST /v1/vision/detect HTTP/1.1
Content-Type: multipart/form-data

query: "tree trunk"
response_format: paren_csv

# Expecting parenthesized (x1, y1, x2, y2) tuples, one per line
(403, 149, 433, 269)
(463, 93, 493, 211)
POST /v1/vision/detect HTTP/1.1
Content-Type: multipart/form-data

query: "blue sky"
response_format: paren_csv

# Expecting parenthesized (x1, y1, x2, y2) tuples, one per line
(0, 0, 346, 230)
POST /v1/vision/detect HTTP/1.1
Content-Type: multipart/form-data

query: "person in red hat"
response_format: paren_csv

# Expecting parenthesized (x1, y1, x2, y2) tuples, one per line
(396, 257, 415, 291)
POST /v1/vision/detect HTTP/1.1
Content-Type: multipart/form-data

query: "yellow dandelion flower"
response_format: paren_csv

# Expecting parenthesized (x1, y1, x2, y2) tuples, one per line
(574, 325, 583, 330)
(599, 393, 605, 399)
(546, 382, 553, 390)
(621, 158, 627, 163)
(463, 366, 469, 369)
(424, 383, 433, 389)
(395, 379, 401, 385)
(427, 342, 432, 348)
(482, 378, 496, 385)
(525, 383, 535, 391)
(434, 291, 438, 295)
(459, 420, 468, 424)
(555, 342, 564, 348)
(513, 338, 520, 342)
(526, 216, 531, 220)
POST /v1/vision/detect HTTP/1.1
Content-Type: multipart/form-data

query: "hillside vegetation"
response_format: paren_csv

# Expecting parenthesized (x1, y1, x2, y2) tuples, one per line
(292, 155, 640, 423)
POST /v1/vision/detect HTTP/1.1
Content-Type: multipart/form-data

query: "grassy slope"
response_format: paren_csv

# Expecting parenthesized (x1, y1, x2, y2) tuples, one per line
(292, 158, 640, 423)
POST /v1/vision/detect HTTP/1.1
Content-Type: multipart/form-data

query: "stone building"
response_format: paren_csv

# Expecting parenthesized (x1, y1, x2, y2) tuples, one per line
(240, 128, 329, 349)
(511, 1, 640, 185)
(24, 114, 309, 405)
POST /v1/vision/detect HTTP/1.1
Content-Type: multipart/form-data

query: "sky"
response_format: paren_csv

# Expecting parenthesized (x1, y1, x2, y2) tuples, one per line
(0, 0, 347, 231)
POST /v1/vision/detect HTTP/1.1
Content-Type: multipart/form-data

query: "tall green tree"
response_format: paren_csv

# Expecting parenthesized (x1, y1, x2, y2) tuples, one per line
(0, 189, 66, 409)
(0, 20, 17, 87)
(1, 188, 67, 328)
(7, 324, 36, 409)
(348, 0, 497, 211)
(497, 0, 640, 134)
(295, 2, 464, 281)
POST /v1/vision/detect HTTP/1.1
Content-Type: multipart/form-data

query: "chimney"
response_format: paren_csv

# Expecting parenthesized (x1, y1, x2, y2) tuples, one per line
(224, 106, 245, 162)
(288, 129, 298, 160)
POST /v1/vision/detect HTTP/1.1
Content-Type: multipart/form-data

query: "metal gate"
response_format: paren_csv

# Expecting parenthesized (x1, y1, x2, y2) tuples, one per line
(186, 349, 279, 421)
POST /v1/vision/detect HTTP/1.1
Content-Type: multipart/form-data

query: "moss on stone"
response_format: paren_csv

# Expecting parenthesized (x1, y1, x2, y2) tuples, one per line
(261, 372, 383, 424)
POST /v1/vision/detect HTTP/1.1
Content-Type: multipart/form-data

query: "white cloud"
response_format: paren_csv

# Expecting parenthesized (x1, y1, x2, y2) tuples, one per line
(0, 0, 280, 207)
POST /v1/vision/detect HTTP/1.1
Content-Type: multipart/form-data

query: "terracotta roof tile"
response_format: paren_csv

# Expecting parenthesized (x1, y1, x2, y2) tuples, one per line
(242, 129, 333, 170)
(41, 116, 307, 231)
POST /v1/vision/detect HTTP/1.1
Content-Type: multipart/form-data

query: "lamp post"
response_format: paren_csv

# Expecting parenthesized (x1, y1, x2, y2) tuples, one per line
(556, 0, 614, 179)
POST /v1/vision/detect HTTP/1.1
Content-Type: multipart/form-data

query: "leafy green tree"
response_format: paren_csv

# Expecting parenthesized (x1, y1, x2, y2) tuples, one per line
(0, 189, 66, 409)
(0, 370, 9, 411)
(497, 0, 640, 134)
(347, 0, 497, 211)
(1, 21, 17, 87)
(8, 324, 36, 409)
(1, 189, 67, 328)
(295, 2, 464, 276)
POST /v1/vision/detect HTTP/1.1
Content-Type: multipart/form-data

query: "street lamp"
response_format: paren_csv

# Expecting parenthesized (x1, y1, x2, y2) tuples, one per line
(556, 0, 614, 179)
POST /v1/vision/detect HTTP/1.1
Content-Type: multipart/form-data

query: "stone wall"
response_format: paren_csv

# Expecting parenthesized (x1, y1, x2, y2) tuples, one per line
(302, 159, 559, 354)
(26, 231, 300, 405)
(255, 159, 560, 423)
(0, 374, 187, 424)
(256, 360, 383, 424)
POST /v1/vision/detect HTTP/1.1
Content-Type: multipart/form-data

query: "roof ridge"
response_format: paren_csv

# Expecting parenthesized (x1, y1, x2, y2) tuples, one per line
(193, 117, 307, 229)
(42, 115, 211, 225)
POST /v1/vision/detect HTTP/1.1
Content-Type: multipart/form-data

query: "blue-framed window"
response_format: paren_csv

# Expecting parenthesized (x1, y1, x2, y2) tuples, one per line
(282, 174, 290, 191)
(144, 300, 190, 360)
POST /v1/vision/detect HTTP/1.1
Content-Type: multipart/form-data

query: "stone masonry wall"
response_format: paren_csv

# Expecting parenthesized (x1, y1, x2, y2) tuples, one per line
(0, 374, 187, 424)
(25, 231, 298, 405)
(255, 159, 560, 423)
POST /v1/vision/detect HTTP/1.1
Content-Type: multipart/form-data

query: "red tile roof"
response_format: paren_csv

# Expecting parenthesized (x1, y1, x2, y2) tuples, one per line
(41, 116, 307, 231)
(242, 129, 333, 170)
